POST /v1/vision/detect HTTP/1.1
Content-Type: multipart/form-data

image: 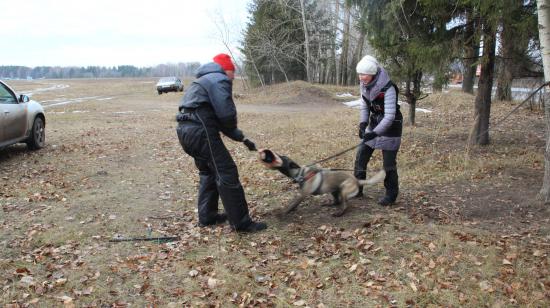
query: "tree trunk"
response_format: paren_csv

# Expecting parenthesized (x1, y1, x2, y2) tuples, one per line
(333, 0, 340, 85)
(339, 4, 351, 85)
(496, 21, 513, 101)
(537, 0, 550, 203)
(315, 31, 322, 83)
(299, 0, 311, 82)
(471, 24, 496, 146)
(272, 54, 290, 83)
(432, 72, 443, 93)
(462, 8, 477, 94)
(410, 71, 422, 125)
(247, 51, 265, 87)
(349, 30, 366, 85)
(404, 77, 416, 125)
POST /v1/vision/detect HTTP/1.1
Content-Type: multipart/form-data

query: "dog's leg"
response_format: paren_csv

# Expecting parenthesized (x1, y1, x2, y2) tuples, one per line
(284, 194, 306, 214)
(333, 183, 355, 217)
(332, 195, 348, 217)
(332, 191, 341, 204)
(321, 191, 340, 207)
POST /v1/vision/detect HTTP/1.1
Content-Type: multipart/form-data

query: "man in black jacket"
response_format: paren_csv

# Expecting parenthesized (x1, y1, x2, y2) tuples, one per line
(176, 53, 267, 232)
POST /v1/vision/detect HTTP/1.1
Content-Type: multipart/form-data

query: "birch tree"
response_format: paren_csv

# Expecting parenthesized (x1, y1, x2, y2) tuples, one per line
(537, 0, 550, 203)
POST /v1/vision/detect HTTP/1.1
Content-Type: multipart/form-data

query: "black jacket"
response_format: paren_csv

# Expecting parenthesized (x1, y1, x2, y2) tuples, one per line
(179, 63, 244, 141)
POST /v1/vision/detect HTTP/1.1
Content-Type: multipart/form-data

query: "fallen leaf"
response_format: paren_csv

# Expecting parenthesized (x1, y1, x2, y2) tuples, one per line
(19, 276, 35, 287)
(479, 280, 492, 291)
(55, 278, 68, 286)
(502, 259, 512, 266)
(207, 278, 219, 288)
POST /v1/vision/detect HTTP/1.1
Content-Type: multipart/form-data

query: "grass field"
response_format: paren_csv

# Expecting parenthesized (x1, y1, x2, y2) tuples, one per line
(1, 78, 549, 307)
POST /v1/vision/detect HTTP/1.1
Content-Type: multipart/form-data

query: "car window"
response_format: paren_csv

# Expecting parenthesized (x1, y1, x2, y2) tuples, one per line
(0, 83, 18, 104)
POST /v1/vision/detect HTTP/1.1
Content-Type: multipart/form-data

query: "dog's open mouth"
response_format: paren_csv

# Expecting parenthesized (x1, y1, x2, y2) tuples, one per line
(258, 149, 283, 168)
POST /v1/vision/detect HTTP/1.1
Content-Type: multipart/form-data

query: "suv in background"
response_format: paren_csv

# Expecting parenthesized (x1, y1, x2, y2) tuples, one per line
(0, 80, 46, 150)
(156, 77, 184, 94)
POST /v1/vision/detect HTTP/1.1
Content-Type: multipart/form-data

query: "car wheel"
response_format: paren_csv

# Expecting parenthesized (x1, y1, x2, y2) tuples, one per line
(158, 91, 162, 95)
(27, 116, 45, 150)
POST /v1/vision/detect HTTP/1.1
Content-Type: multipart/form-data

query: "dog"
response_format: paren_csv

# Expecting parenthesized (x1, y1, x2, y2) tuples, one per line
(259, 149, 385, 216)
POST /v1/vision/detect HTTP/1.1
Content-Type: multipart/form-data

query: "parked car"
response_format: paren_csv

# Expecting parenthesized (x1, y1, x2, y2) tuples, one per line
(156, 77, 184, 94)
(0, 80, 45, 150)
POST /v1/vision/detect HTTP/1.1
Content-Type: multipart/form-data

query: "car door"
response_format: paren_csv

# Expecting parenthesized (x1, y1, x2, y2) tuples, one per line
(0, 82, 27, 144)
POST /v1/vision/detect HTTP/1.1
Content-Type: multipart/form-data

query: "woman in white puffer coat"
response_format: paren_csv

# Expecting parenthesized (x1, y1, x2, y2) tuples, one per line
(354, 55, 403, 206)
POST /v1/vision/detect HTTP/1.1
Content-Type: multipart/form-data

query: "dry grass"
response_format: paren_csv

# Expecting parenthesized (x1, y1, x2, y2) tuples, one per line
(0, 78, 548, 307)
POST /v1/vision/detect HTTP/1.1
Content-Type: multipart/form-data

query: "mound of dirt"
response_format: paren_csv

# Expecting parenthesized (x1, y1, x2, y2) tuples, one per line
(236, 80, 337, 105)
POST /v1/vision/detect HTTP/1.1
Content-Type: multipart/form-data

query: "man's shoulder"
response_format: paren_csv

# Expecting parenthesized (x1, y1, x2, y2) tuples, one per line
(198, 71, 229, 83)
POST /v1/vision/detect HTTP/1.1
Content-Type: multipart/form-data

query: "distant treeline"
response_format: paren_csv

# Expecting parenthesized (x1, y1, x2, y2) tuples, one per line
(0, 62, 201, 79)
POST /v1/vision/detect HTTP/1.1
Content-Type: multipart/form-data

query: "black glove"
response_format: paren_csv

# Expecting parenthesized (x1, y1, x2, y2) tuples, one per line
(358, 122, 367, 139)
(363, 131, 377, 141)
(243, 139, 257, 151)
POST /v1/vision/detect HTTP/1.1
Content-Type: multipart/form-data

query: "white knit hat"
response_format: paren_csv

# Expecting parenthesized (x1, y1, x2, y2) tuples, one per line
(356, 55, 379, 75)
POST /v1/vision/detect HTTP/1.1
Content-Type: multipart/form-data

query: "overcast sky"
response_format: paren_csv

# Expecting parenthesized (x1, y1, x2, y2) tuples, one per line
(1, 0, 251, 67)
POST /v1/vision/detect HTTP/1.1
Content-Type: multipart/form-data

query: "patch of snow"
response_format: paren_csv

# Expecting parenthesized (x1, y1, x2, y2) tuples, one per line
(342, 99, 433, 113)
(337, 93, 355, 98)
(23, 84, 70, 96)
(42, 96, 102, 108)
(398, 101, 433, 113)
(343, 99, 362, 108)
(96, 97, 115, 101)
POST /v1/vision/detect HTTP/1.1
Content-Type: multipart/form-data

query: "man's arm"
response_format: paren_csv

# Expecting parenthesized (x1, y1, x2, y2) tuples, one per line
(207, 77, 245, 141)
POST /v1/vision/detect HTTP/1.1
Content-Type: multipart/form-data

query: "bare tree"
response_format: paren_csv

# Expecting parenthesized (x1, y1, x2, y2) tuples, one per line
(537, 0, 550, 203)
(471, 24, 497, 145)
(496, 21, 513, 101)
(299, 0, 312, 82)
(339, 3, 351, 85)
(210, 9, 250, 89)
(462, 8, 478, 94)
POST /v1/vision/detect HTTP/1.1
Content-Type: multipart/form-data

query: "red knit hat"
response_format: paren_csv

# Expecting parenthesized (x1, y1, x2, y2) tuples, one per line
(213, 53, 235, 71)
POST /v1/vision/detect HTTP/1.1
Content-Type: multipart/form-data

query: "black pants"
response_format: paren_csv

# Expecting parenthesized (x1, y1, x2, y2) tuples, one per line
(176, 122, 252, 229)
(354, 143, 399, 199)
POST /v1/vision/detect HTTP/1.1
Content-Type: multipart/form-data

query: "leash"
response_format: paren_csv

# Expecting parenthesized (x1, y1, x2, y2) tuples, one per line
(474, 81, 550, 138)
(305, 142, 363, 167)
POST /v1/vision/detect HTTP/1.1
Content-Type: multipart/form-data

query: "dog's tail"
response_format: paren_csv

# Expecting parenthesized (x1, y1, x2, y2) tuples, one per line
(358, 170, 385, 186)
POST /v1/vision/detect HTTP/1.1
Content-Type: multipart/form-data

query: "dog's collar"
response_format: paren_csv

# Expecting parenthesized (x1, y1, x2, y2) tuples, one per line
(297, 169, 323, 195)
(303, 170, 317, 182)
(296, 168, 315, 184)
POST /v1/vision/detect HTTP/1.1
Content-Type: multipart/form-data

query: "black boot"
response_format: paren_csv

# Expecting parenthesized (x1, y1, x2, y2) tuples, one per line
(355, 186, 364, 198)
(379, 169, 398, 206)
(198, 213, 228, 227)
(236, 221, 268, 233)
(378, 195, 396, 206)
